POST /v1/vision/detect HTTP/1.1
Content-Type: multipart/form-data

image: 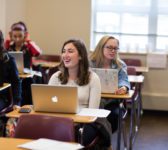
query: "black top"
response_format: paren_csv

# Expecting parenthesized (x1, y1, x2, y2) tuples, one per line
(0, 52, 22, 105)
(0, 60, 3, 86)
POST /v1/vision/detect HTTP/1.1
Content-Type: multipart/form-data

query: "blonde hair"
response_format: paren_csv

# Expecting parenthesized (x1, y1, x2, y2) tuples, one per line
(90, 35, 122, 68)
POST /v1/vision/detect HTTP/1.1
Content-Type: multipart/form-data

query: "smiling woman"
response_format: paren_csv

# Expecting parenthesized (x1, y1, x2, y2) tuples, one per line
(48, 38, 112, 149)
(49, 38, 100, 107)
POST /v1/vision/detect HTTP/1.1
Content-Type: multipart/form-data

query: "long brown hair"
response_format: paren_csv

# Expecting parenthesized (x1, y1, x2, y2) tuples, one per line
(0, 30, 9, 62)
(90, 35, 122, 68)
(0, 30, 4, 61)
(58, 38, 90, 85)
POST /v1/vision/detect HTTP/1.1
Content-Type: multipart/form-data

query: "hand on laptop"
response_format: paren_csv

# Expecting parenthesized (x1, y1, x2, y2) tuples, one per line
(115, 86, 127, 95)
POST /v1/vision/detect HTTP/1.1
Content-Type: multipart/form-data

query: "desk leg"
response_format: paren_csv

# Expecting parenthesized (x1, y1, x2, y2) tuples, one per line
(138, 84, 143, 126)
(129, 96, 135, 150)
(117, 101, 122, 150)
(129, 88, 141, 150)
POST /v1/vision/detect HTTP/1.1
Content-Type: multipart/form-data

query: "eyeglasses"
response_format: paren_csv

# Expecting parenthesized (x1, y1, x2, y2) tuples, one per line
(104, 46, 119, 51)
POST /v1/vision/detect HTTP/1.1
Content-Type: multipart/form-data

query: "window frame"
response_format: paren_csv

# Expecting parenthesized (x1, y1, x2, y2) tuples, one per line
(91, 0, 168, 53)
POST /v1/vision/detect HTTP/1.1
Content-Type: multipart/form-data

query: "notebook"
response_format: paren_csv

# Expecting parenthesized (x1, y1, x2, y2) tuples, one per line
(9, 51, 24, 73)
(31, 84, 79, 113)
(92, 68, 118, 93)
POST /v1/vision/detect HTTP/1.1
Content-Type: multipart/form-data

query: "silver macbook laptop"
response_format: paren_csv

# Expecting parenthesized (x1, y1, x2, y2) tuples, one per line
(92, 68, 118, 93)
(9, 51, 24, 74)
(31, 84, 79, 113)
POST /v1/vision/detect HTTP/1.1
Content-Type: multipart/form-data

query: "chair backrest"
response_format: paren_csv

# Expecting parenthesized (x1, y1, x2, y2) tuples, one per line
(35, 54, 61, 62)
(14, 114, 75, 142)
(123, 58, 141, 67)
(127, 67, 136, 75)
(46, 66, 60, 83)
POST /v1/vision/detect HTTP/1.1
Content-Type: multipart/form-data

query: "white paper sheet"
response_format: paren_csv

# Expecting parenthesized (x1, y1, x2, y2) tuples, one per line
(147, 52, 167, 69)
(78, 108, 111, 118)
(24, 68, 42, 77)
(18, 138, 83, 150)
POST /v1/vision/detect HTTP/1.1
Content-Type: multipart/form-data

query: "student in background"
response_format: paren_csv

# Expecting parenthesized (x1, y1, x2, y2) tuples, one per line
(49, 38, 112, 149)
(89, 35, 130, 133)
(5, 21, 42, 68)
(5, 21, 42, 105)
(0, 30, 21, 109)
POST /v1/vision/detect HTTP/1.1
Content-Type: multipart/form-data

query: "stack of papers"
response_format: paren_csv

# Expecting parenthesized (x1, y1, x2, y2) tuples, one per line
(24, 68, 42, 77)
(18, 138, 83, 150)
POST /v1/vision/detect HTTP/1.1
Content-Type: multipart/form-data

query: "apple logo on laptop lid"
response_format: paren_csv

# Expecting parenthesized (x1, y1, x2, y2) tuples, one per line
(51, 96, 58, 103)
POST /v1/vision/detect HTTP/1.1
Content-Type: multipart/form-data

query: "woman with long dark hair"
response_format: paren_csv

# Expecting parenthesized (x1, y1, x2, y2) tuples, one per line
(49, 38, 112, 149)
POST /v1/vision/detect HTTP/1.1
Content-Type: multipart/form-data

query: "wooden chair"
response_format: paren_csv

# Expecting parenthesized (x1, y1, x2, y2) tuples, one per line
(45, 66, 60, 83)
(123, 58, 141, 67)
(32, 54, 61, 83)
(14, 114, 75, 142)
(35, 54, 61, 62)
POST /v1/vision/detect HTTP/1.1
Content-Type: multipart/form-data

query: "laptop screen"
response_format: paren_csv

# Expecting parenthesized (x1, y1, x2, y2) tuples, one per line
(9, 51, 24, 73)
(92, 68, 118, 93)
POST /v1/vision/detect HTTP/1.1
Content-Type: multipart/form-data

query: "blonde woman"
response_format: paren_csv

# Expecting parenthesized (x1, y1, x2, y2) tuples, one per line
(90, 35, 130, 133)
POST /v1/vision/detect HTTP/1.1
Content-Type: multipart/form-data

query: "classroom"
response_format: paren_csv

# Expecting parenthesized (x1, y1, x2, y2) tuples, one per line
(0, 0, 168, 150)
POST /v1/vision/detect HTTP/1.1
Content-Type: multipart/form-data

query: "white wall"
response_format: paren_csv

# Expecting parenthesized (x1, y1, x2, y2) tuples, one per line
(0, 0, 6, 34)
(26, 0, 91, 54)
(4, 0, 27, 37)
(1, 0, 91, 55)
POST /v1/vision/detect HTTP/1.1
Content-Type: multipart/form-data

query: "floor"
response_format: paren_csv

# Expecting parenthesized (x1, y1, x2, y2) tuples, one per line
(134, 110, 168, 150)
(112, 110, 168, 150)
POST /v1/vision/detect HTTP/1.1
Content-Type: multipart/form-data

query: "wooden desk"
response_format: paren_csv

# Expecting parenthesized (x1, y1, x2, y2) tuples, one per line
(19, 73, 33, 79)
(101, 90, 134, 99)
(0, 83, 11, 91)
(134, 66, 149, 73)
(0, 138, 32, 150)
(101, 90, 134, 150)
(19, 68, 42, 78)
(0, 138, 83, 150)
(0, 83, 13, 115)
(33, 60, 60, 68)
(6, 105, 97, 124)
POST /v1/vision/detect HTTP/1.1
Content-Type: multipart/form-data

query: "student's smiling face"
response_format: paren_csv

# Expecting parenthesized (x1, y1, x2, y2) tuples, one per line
(62, 43, 80, 70)
(11, 30, 25, 46)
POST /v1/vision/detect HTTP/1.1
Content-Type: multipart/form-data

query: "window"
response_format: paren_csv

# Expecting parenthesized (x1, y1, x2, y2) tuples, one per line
(91, 0, 168, 53)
